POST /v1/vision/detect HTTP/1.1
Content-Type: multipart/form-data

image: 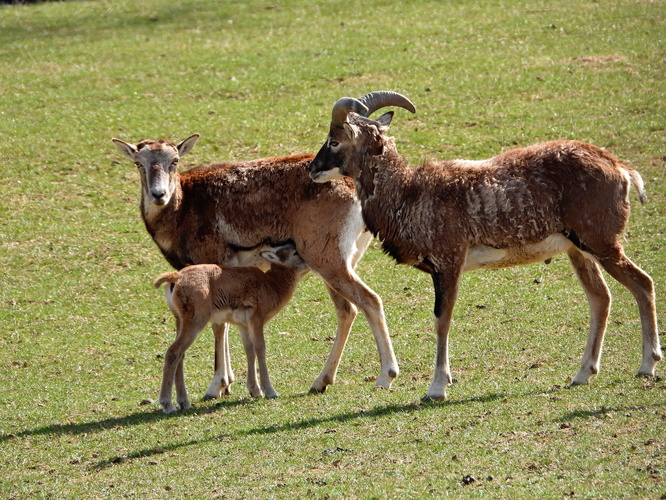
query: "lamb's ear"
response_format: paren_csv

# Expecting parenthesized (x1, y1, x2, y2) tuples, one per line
(112, 138, 138, 161)
(375, 111, 393, 132)
(176, 134, 200, 157)
(260, 251, 280, 264)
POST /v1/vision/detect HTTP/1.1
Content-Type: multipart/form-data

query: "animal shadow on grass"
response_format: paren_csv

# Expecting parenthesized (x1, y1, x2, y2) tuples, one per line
(557, 402, 666, 423)
(90, 391, 508, 470)
(0, 397, 254, 445)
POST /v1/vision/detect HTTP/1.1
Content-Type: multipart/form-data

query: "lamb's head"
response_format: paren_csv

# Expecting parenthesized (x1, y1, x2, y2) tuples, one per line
(260, 245, 310, 276)
(112, 134, 199, 207)
(309, 91, 415, 183)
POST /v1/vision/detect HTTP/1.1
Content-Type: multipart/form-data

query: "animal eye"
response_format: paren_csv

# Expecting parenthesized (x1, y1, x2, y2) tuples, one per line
(329, 140, 339, 148)
(134, 162, 144, 169)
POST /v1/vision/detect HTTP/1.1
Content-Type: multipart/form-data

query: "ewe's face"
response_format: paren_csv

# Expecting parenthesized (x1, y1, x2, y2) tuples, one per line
(112, 134, 198, 208)
(132, 140, 180, 206)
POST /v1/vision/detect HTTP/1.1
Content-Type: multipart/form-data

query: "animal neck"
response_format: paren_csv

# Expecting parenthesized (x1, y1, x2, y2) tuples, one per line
(140, 179, 183, 255)
(355, 145, 412, 230)
(265, 267, 300, 307)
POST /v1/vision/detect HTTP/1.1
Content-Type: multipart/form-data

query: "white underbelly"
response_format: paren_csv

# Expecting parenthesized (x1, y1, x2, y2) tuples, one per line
(211, 308, 250, 327)
(464, 234, 574, 271)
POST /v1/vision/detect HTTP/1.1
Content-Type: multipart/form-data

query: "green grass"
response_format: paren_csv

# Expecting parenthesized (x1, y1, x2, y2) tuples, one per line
(1, 0, 665, 497)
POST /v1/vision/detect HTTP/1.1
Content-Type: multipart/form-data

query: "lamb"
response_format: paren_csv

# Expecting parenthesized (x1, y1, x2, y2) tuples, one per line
(112, 128, 405, 398)
(154, 244, 309, 413)
(308, 90, 661, 401)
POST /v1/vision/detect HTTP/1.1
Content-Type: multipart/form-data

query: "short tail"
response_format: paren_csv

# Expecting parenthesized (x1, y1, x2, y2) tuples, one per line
(625, 166, 647, 205)
(154, 271, 180, 289)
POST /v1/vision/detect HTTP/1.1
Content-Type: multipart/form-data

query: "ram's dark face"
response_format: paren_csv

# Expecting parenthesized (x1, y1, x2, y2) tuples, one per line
(309, 91, 414, 184)
(309, 112, 393, 184)
(309, 124, 353, 183)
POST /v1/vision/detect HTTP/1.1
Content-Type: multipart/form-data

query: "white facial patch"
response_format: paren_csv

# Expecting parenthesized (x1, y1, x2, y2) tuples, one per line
(310, 167, 343, 183)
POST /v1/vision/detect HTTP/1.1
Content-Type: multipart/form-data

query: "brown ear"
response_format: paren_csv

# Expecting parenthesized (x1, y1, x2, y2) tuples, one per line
(375, 111, 394, 132)
(112, 138, 138, 161)
(176, 134, 200, 157)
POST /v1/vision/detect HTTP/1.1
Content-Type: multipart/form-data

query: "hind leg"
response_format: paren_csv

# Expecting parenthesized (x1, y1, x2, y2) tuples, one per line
(160, 317, 207, 413)
(567, 248, 612, 384)
(204, 323, 235, 400)
(315, 266, 398, 391)
(310, 284, 358, 392)
(596, 246, 661, 376)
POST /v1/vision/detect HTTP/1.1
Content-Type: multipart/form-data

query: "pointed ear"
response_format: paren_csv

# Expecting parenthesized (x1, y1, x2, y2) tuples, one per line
(176, 134, 200, 157)
(112, 138, 138, 161)
(259, 251, 280, 264)
(342, 123, 358, 141)
(376, 111, 393, 132)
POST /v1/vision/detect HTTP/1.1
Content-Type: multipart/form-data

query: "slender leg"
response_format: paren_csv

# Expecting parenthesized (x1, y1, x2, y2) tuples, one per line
(595, 246, 661, 376)
(313, 266, 398, 391)
(424, 268, 461, 402)
(310, 284, 357, 392)
(567, 248, 612, 384)
(204, 323, 234, 400)
(173, 315, 187, 404)
(249, 317, 278, 399)
(238, 325, 262, 397)
(160, 318, 206, 414)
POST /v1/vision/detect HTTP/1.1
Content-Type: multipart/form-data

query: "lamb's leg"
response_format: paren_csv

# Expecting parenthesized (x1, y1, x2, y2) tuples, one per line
(313, 266, 398, 392)
(595, 246, 661, 376)
(247, 317, 278, 399)
(567, 248, 612, 385)
(160, 318, 206, 414)
(238, 325, 262, 397)
(173, 316, 187, 404)
(204, 323, 235, 400)
(424, 269, 461, 402)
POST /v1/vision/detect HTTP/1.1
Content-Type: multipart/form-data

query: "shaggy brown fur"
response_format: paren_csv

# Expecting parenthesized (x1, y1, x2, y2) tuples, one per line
(310, 106, 660, 401)
(113, 134, 399, 399)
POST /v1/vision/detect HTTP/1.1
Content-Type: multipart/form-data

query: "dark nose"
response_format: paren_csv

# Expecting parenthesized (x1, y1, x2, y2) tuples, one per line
(151, 188, 166, 200)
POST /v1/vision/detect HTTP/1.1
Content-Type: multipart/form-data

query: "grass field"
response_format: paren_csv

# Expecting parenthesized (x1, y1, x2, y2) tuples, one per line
(1, 0, 665, 498)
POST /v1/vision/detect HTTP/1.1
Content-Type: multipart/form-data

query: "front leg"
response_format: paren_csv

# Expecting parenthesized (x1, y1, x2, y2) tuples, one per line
(424, 268, 462, 402)
(204, 323, 235, 400)
(238, 325, 262, 397)
(249, 317, 278, 399)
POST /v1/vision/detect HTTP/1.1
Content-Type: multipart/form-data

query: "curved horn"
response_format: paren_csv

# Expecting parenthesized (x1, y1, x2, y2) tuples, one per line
(357, 91, 416, 117)
(331, 97, 369, 128)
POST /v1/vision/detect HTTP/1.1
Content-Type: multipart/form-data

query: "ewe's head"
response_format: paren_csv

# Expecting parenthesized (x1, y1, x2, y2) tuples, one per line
(112, 134, 199, 206)
(309, 91, 415, 183)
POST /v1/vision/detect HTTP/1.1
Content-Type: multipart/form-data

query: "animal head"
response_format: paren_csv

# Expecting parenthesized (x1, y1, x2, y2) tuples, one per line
(112, 134, 200, 206)
(260, 244, 309, 275)
(309, 91, 415, 183)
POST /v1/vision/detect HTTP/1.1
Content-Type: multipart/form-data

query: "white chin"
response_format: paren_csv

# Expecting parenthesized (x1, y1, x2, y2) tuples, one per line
(310, 168, 343, 183)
